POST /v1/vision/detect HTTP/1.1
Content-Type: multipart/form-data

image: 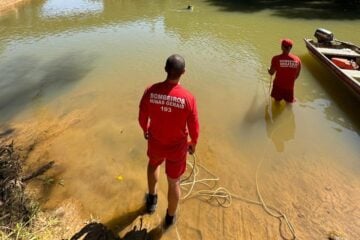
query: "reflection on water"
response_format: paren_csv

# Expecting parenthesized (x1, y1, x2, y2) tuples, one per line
(265, 102, 295, 152)
(301, 54, 360, 133)
(0, 0, 359, 239)
(205, 0, 360, 19)
(41, 0, 103, 18)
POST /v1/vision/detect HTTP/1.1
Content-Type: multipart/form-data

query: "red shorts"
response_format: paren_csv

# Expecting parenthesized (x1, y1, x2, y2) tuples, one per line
(271, 87, 294, 103)
(147, 139, 187, 179)
(148, 155, 186, 179)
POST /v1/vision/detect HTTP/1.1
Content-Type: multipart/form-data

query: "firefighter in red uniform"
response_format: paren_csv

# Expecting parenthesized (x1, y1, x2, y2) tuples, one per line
(138, 54, 199, 227)
(268, 39, 301, 103)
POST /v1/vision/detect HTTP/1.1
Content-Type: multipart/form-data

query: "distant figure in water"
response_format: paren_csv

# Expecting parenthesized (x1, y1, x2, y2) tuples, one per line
(138, 54, 199, 228)
(187, 5, 193, 11)
(268, 39, 301, 103)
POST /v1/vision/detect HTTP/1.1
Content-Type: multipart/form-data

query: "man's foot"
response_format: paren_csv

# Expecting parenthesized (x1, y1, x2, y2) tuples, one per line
(164, 211, 175, 229)
(146, 193, 157, 214)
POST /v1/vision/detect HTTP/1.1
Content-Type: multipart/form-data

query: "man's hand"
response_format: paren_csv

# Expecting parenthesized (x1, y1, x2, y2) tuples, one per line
(188, 142, 196, 155)
(268, 67, 275, 75)
(144, 132, 149, 140)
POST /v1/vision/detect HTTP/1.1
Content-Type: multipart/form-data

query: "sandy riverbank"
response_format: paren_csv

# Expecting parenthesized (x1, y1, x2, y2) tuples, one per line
(1, 103, 355, 240)
(0, 0, 30, 13)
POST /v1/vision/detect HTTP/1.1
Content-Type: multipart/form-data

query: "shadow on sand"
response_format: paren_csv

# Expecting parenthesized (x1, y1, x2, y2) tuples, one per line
(70, 206, 165, 240)
(0, 52, 95, 123)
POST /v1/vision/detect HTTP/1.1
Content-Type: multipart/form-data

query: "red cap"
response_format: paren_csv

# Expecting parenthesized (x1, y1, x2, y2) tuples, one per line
(281, 38, 293, 47)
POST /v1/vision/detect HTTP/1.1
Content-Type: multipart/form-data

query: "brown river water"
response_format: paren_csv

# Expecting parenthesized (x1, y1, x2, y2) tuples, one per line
(0, 0, 359, 239)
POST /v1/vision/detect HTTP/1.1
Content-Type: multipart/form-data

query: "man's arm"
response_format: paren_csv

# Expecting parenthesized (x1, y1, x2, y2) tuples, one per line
(187, 97, 199, 154)
(295, 60, 301, 80)
(268, 56, 276, 75)
(268, 67, 275, 75)
(138, 89, 150, 139)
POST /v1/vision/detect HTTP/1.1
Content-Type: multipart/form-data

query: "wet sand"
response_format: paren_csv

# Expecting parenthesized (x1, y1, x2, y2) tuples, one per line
(3, 103, 357, 240)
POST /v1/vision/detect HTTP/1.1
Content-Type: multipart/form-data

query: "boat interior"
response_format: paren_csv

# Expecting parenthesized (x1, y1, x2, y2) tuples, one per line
(309, 39, 360, 82)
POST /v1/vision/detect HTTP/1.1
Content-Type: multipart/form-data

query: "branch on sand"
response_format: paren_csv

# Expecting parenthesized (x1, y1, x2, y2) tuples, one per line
(0, 141, 54, 230)
(22, 161, 55, 182)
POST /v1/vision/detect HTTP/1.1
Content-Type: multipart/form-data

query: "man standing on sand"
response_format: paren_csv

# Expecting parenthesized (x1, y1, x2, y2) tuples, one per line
(138, 54, 199, 228)
(268, 39, 301, 103)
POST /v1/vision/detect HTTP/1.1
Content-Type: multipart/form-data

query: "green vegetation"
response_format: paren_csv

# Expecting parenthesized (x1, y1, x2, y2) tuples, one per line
(0, 143, 59, 240)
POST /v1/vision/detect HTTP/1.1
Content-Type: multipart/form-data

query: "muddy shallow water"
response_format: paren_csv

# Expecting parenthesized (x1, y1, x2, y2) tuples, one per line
(0, 0, 359, 239)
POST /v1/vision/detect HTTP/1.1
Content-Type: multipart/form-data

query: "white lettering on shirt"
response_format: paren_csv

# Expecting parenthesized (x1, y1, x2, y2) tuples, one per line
(150, 93, 185, 109)
(279, 60, 299, 68)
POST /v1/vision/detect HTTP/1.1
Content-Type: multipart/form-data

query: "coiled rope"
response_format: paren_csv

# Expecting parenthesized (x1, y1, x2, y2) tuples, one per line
(180, 154, 296, 240)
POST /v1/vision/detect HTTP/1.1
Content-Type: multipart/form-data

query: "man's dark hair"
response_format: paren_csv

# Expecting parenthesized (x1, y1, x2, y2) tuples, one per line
(165, 54, 185, 76)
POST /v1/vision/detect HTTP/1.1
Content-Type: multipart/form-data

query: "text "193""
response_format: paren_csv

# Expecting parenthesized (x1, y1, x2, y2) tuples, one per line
(161, 106, 172, 112)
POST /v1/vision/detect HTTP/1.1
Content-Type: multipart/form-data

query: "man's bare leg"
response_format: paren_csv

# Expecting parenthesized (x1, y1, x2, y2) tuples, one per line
(146, 162, 160, 213)
(147, 162, 160, 195)
(167, 176, 180, 216)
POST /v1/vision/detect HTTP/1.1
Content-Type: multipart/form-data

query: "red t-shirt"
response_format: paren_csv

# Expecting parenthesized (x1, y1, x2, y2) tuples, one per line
(271, 53, 301, 90)
(139, 81, 199, 158)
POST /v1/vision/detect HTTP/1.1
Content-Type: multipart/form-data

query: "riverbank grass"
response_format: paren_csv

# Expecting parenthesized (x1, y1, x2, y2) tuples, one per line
(0, 142, 59, 239)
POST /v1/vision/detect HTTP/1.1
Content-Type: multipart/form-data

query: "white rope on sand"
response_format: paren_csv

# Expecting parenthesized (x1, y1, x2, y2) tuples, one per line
(180, 154, 296, 240)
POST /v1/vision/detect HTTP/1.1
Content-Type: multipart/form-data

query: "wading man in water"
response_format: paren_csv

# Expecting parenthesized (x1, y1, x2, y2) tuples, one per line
(268, 39, 301, 103)
(138, 54, 199, 228)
